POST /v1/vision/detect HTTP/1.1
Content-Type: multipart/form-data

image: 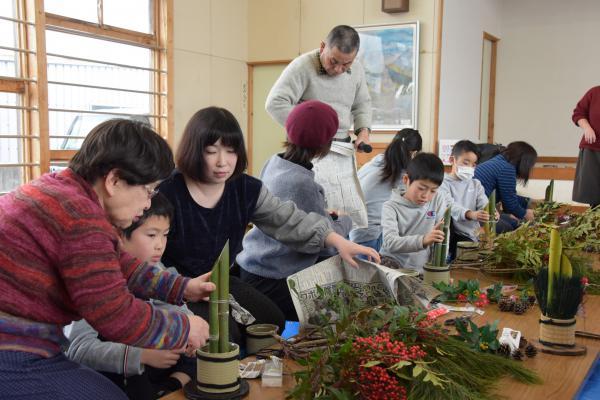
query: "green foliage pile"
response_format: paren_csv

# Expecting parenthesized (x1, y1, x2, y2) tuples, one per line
(287, 283, 540, 400)
(485, 206, 599, 276)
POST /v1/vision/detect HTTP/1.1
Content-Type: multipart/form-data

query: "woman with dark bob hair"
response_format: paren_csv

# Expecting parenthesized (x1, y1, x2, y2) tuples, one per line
(159, 107, 379, 339)
(0, 119, 213, 399)
(474, 141, 538, 232)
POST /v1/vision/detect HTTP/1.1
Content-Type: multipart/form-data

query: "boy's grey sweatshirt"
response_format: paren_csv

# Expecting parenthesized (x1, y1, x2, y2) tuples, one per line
(438, 174, 488, 241)
(380, 189, 447, 272)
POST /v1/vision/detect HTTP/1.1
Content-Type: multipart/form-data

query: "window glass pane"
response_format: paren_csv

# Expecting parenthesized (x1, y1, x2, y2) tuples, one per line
(0, 18, 17, 48)
(0, 92, 17, 107)
(0, 161, 24, 193)
(47, 56, 152, 92)
(44, 0, 98, 23)
(0, 11, 18, 77)
(0, 101, 24, 193)
(104, 0, 152, 33)
(50, 111, 153, 150)
(49, 161, 67, 174)
(0, 0, 15, 18)
(46, 30, 152, 70)
(0, 49, 17, 77)
(48, 84, 152, 110)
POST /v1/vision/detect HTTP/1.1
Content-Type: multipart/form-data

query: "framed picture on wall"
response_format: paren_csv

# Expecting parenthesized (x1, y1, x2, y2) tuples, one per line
(355, 22, 419, 131)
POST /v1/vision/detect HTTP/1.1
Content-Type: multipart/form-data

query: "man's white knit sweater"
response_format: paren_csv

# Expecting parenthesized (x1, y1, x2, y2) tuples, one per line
(265, 49, 371, 139)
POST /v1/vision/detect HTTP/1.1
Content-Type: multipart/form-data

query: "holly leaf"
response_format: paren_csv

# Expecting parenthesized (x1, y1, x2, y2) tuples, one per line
(423, 370, 445, 387)
(391, 360, 413, 370)
(413, 364, 424, 378)
(361, 360, 382, 368)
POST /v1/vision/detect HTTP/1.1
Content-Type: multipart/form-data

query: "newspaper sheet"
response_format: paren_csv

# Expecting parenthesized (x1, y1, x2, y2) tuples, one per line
(312, 141, 368, 229)
(287, 256, 440, 326)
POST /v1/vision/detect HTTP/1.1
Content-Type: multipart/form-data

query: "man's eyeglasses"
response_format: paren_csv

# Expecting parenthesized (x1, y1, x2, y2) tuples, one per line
(144, 184, 159, 199)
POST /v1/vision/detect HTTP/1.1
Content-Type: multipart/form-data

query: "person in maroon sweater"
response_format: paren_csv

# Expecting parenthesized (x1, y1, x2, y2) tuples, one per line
(0, 119, 214, 400)
(572, 86, 600, 209)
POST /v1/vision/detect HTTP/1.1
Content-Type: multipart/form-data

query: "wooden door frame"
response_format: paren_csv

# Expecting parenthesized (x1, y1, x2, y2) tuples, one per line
(432, 0, 444, 154)
(246, 60, 290, 174)
(480, 32, 500, 143)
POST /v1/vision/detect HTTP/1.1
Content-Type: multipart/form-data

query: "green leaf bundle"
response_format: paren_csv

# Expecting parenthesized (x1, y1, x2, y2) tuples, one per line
(533, 228, 583, 319)
(286, 284, 540, 400)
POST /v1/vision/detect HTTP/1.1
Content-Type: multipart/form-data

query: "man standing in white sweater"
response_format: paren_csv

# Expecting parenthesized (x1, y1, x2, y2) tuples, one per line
(266, 25, 372, 145)
(265, 25, 372, 227)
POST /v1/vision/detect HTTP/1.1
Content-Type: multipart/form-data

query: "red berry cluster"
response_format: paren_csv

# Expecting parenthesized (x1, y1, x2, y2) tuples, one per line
(349, 332, 427, 400)
(456, 292, 489, 308)
(355, 365, 407, 400)
(474, 293, 489, 308)
(417, 314, 435, 328)
(353, 331, 426, 364)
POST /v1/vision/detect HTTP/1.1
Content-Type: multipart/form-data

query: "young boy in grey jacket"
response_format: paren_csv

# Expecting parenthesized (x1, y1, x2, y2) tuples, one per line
(380, 153, 448, 272)
(438, 140, 491, 260)
(66, 194, 194, 400)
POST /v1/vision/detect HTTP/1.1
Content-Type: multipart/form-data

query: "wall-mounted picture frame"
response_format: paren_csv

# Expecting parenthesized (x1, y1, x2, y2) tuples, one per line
(355, 22, 419, 131)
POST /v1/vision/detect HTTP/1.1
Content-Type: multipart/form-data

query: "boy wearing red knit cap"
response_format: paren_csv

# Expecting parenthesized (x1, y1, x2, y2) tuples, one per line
(237, 100, 378, 321)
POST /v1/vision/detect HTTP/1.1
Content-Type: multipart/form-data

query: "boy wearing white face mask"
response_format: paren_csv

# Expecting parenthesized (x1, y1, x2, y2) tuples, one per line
(439, 140, 490, 260)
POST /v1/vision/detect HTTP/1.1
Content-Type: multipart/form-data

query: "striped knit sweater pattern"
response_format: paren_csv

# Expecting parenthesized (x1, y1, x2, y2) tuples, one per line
(474, 154, 529, 219)
(0, 169, 190, 357)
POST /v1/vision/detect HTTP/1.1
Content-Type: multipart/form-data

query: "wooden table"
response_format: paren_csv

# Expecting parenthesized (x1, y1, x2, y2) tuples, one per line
(163, 267, 600, 400)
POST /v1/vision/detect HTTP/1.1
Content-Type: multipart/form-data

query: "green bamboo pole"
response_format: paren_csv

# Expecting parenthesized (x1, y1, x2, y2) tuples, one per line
(439, 206, 452, 266)
(432, 243, 442, 267)
(547, 229, 562, 310)
(218, 240, 230, 353)
(208, 260, 220, 353)
(545, 180, 555, 202)
(485, 190, 496, 244)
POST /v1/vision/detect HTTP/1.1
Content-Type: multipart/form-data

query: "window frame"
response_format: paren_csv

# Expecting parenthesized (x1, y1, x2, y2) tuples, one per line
(0, 0, 173, 186)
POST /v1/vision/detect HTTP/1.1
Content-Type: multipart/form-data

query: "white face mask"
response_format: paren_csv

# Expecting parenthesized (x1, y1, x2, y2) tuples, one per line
(456, 166, 475, 181)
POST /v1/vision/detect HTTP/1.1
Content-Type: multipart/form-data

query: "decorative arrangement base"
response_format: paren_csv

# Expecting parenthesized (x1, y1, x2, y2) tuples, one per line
(184, 379, 249, 400)
(535, 314, 587, 356)
(245, 323, 279, 355)
(423, 263, 450, 285)
(455, 241, 480, 262)
(533, 340, 587, 356)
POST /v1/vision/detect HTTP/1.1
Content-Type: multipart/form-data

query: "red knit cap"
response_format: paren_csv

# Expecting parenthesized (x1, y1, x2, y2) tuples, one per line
(285, 100, 339, 149)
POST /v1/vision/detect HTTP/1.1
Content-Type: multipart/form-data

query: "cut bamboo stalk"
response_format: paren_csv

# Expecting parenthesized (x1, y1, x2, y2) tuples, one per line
(545, 180, 555, 202)
(439, 206, 452, 266)
(218, 240, 230, 353)
(208, 260, 220, 353)
(484, 189, 496, 246)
